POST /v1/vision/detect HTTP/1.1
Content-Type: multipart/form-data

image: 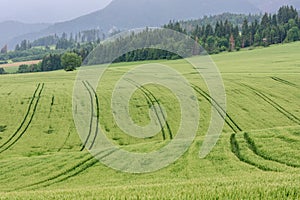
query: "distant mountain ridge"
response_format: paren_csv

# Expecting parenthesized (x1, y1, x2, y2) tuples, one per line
(1, 0, 300, 49)
(34, 0, 261, 34)
(0, 21, 50, 49)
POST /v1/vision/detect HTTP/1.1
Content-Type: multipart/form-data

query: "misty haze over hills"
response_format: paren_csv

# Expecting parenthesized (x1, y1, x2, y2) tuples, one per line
(0, 21, 50, 49)
(1, 0, 299, 49)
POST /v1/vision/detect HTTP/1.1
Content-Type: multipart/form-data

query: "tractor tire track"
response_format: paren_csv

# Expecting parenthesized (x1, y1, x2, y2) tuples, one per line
(142, 84, 173, 140)
(126, 79, 173, 140)
(271, 77, 299, 89)
(142, 93, 166, 140)
(0, 84, 41, 149)
(241, 83, 300, 125)
(243, 132, 300, 168)
(230, 134, 275, 171)
(85, 81, 100, 150)
(80, 81, 95, 151)
(192, 84, 242, 133)
(15, 148, 117, 191)
(0, 83, 44, 154)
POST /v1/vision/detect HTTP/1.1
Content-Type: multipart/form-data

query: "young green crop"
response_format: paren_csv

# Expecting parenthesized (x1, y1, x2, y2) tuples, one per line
(0, 42, 299, 199)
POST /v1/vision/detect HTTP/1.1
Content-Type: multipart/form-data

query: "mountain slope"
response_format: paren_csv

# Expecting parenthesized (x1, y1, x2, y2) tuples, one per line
(44, 0, 260, 33)
(0, 21, 50, 49)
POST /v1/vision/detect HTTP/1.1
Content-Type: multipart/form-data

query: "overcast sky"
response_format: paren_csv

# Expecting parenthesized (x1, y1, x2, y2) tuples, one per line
(0, 0, 113, 23)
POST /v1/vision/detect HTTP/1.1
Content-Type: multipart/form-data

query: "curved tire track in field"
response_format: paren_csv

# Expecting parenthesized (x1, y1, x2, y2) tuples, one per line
(80, 81, 100, 151)
(0, 83, 44, 154)
(192, 84, 242, 133)
(241, 83, 300, 125)
(86, 81, 100, 150)
(0, 84, 41, 149)
(15, 149, 117, 191)
(230, 134, 277, 171)
(271, 77, 299, 89)
(191, 85, 274, 170)
(80, 81, 95, 151)
(243, 132, 300, 168)
(126, 79, 173, 140)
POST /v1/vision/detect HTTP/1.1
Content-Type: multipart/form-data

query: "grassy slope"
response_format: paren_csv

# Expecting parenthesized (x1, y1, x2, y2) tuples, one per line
(0, 42, 299, 199)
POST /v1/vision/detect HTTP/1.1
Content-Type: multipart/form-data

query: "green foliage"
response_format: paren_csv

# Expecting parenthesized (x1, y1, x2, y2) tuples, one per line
(0, 48, 64, 63)
(286, 26, 300, 42)
(17, 63, 42, 73)
(15, 40, 31, 51)
(72, 42, 96, 61)
(277, 5, 298, 24)
(181, 13, 262, 32)
(56, 39, 75, 50)
(86, 28, 196, 65)
(61, 52, 82, 71)
(32, 35, 60, 47)
(41, 54, 62, 71)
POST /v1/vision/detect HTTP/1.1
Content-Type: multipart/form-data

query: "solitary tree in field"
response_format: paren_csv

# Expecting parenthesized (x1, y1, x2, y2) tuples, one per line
(61, 52, 82, 71)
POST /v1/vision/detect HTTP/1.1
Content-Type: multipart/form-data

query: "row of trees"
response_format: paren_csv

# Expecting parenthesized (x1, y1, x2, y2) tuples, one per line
(17, 29, 103, 51)
(17, 52, 82, 73)
(0, 41, 96, 66)
(15, 40, 32, 51)
(180, 13, 262, 32)
(0, 41, 96, 75)
(85, 28, 196, 65)
(0, 47, 64, 63)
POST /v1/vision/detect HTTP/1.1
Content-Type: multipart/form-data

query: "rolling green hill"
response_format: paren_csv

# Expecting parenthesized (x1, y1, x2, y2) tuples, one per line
(0, 42, 300, 199)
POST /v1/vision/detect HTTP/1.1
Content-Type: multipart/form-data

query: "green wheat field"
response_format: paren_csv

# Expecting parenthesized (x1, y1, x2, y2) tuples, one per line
(0, 42, 300, 199)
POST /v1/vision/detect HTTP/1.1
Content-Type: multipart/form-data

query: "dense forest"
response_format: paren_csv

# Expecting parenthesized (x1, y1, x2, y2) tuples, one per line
(167, 6, 300, 53)
(180, 13, 262, 33)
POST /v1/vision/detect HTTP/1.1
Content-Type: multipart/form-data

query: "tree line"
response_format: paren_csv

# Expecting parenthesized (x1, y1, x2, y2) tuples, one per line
(14, 42, 96, 73)
(15, 29, 103, 51)
(16, 52, 82, 73)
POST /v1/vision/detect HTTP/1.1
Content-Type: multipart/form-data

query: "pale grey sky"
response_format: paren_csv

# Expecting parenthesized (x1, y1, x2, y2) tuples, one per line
(0, 0, 113, 23)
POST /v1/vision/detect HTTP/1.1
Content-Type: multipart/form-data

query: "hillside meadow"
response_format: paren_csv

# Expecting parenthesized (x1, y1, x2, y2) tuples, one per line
(0, 42, 299, 199)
